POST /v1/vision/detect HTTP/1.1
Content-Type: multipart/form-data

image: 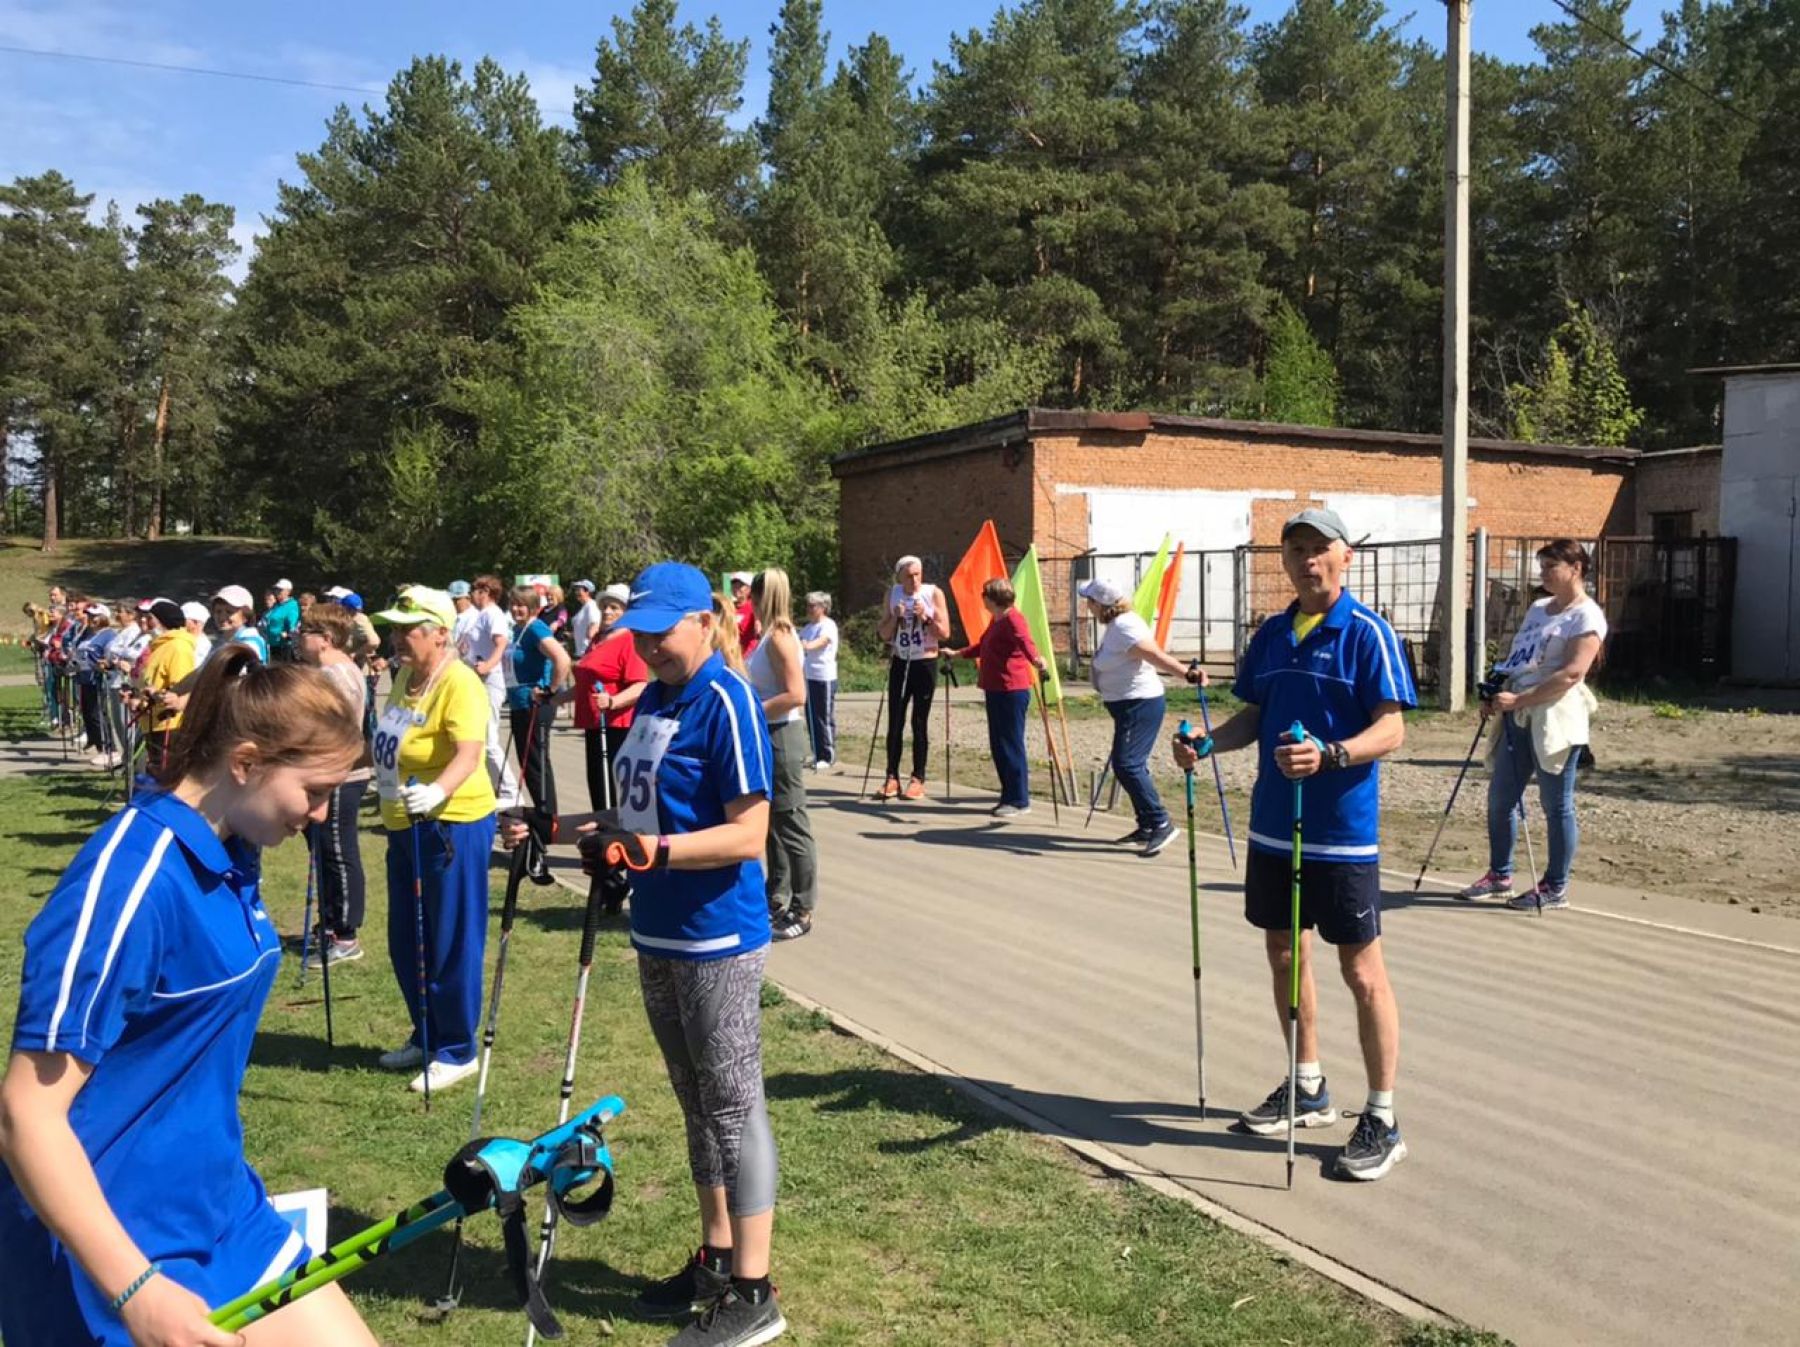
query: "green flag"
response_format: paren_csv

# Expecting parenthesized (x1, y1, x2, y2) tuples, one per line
(1011, 545, 1063, 708)
(1133, 534, 1171, 624)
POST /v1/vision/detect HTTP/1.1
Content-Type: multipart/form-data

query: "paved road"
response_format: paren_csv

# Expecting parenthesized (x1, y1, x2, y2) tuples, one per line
(533, 720, 1799, 1347)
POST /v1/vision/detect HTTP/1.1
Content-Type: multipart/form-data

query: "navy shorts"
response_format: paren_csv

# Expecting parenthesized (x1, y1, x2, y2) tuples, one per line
(1244, 847, 1382, 946)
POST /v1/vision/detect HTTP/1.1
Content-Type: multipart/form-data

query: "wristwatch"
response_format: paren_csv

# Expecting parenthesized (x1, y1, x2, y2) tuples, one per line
(1321, 741, 1351, 772)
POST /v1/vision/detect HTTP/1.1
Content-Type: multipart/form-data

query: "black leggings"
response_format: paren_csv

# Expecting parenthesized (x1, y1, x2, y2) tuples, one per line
(582, 725, 630, 812)
(77, 682, 107, 751)
(309, 777, 368, 939)
(884, 656, 938, 781)
(511, 705, 558, 857)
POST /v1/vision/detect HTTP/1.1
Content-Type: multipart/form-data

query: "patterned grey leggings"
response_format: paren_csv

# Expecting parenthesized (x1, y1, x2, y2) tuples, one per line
(638, 948, 778, 1217)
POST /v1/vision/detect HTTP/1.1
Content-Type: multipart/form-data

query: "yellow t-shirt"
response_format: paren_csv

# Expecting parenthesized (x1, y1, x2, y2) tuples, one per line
(1292, 610, 1325, 643)
(141, 629, 197, 731)
(378, 658, 497, 831)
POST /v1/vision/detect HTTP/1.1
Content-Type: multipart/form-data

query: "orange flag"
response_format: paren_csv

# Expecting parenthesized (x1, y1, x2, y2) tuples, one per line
(1153, 542, 1186, 648)
(950, 519, 1007, 645)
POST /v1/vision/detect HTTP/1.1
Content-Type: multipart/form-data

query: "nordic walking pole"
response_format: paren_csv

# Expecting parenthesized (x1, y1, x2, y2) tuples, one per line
(1189, 666, 1238, 869)
(432, 836, 532, 1318)
(523, 831, 612, 1346)
(1411, 716, 1488, 892)
(297, 829, 318, 988)
(1084, 762, 1110, 828)
(942, 656, 955, 802)
(316, 827, 334, 1049)
(406, 778, 432, 1112)
(1285, 721, 1319, 1191)
(1176, 720, 1206, 1119)
(860, 675, 888, 798)
(1520, 796, 1541, 916)
(1035, 679, 1060, 824)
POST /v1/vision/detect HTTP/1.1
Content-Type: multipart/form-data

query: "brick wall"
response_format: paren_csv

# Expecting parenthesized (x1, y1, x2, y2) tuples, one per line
(835, 442, 1035, 638)
(1629, 448, 1722, 535)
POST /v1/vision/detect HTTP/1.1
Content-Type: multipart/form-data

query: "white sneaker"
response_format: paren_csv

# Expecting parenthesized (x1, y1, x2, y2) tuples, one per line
(378, 1043, 424, 1071)
(409, 1058, 480, 1094)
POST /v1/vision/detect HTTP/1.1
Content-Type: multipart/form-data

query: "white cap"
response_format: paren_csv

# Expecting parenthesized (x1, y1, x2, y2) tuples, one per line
(273, 578, 294, 592)
(180, 601, 209, 624)
(1078, 578, 1126, 606)
(728, 571, 754, 587)
(213, 584, 255, 610)
(83, 603, 108, 616)
(324, 585, 352, 599)
(600, 583, 630, 605)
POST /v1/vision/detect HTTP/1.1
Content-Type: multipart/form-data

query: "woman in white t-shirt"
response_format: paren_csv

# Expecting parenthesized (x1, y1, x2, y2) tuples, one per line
(875, 556, 951, 800)
(1080, 578, 1205, 858)
(799, 592, 839, 769)
(1461, 539, 1609, 911)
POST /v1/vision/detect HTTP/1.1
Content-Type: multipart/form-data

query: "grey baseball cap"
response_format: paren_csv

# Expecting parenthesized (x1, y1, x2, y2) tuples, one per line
(1281, 507, 1351, 543)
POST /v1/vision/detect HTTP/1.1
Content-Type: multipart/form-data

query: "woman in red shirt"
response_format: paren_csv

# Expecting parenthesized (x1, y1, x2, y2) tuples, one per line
(944, 578, 1048, 818)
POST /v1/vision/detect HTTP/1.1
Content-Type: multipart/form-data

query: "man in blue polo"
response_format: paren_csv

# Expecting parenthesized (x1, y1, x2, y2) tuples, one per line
(1173, 507, 1414, 1181)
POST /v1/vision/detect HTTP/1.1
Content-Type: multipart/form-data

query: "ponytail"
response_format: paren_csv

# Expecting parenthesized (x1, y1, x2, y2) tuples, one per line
(157, 645, 363, 787)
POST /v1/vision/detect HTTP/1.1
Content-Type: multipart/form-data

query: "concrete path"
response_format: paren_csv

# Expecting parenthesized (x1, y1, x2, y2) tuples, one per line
(531, 723, 1798, 1347)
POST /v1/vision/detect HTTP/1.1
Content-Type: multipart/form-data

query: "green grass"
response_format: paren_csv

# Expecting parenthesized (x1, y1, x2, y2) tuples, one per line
(0, 535, 278, 640)
(0, 686, 1504, 1346)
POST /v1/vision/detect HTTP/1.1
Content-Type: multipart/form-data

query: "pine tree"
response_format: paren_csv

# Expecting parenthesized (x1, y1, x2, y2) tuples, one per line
(1260, 299, 1339, 426)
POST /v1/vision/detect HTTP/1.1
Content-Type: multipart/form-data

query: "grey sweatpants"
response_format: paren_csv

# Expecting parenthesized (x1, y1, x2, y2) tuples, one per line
(638, 948, 778, 1217)
(765, 719, 819, 915)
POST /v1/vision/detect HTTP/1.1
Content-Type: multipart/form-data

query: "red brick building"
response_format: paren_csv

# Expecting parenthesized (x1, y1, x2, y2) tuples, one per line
(832, 410, 1663, 656)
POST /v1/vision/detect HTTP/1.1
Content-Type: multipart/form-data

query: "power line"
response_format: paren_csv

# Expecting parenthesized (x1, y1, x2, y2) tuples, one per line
(0, 42, 385, 97)
(1544, 0, 1760, 129)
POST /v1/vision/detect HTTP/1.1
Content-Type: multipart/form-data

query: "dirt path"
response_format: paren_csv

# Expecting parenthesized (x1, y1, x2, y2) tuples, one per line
(832, 686, 1800, 920)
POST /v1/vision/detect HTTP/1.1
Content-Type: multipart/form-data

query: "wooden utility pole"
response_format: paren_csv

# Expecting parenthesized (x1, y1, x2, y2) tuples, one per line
(1439, 0, 1472, 711)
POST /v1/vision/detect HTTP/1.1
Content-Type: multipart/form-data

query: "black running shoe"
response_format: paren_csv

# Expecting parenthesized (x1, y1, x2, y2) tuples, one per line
(666, 1288, 786, 1346)
(1140, 821, 1179, 857)
(634, 1250, 733, 1320)
(1237, 1077, 1338, 1135)
(1113, 826, 1150, 846)
(1336, 1111, 1408, 1182)
(772, 909, 812, 941)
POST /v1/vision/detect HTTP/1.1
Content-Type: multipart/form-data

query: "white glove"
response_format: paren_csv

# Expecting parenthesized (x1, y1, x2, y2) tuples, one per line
(399, 780, 447, 817)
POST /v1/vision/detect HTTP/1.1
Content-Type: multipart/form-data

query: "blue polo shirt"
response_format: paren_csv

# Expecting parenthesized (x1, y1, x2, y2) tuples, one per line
(1233, 589, 1416, 862)
(0, 791, 302, 1341)
(622, 652, 773, 961)
(228, 626, 269, 663)
(262, 596, 300, 653)
(506, 617, 558, 711)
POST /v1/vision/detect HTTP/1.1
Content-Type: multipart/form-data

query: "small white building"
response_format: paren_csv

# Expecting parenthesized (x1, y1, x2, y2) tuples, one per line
(1698, 365, 1800, 682)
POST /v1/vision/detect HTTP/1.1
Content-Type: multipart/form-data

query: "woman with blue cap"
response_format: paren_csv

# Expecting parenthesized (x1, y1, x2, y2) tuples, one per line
(502, 561, 785, 1347)
(0, 646, 378, 1346)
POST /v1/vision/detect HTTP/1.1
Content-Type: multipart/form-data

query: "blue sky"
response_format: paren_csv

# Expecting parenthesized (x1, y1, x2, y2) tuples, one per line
(1, 0, 1642, 277)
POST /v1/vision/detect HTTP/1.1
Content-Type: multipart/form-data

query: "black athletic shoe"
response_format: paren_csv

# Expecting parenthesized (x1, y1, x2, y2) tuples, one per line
(1140, 821, 1179, 857)
(666, 1287, 786, 1346)
(1238, 1077, 1338, 1135)
(1113, 826, 1150, 846)
(1336, 1111, 1408, 1182)
(634, 1250, 733, 1320)
(772, 909, 812, 941)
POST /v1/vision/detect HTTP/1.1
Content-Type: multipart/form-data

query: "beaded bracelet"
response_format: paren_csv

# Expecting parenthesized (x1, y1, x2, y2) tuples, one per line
(110, 1263, 162, 1314)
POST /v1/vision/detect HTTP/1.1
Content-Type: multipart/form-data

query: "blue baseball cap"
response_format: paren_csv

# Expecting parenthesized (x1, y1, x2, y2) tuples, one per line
(446, 579, 472, 598)
(613, 562, 714, 635)
(339, 592, 364, 612)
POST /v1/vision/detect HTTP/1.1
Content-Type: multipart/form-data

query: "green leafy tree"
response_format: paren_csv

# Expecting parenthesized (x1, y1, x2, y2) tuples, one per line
(574, 0, 759, 220)
(230, 56, 570, 583)
(1259, 299, 1339, 425)
(1508, 303, 1643, 447)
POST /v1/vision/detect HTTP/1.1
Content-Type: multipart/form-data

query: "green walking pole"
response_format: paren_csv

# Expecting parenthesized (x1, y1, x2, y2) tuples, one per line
(1174, 720, 1208, 1118)
(1284, 720, 1321, 1191)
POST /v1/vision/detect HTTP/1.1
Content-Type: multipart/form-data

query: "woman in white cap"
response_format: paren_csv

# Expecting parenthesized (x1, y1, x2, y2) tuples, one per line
(729, 572, 760, 659)
(568, 579, 602, 656)
(799, 593, 838, 770)
(1080, 577, 1201, 857)
(875, 555, 951, 800)
(210, 586, 269, 663)
(262, 579, 301, 660)
(369, 586, 497, 1094)
(180, 601, 212, 665)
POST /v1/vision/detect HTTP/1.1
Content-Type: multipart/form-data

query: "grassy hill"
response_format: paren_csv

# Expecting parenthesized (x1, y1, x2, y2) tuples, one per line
(0, 536, 283, 638)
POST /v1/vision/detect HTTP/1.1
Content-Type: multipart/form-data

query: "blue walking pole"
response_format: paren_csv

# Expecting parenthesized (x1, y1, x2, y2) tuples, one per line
(406, 776, 432, 1111)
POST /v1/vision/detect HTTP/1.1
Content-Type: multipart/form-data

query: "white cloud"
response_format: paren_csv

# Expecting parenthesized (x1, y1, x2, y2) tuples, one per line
(508, 56, 589, 124)
(0, 0, 208, 70)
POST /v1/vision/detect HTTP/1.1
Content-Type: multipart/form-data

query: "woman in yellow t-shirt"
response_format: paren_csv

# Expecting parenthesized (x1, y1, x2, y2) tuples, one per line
(370, 586, 497, 1096)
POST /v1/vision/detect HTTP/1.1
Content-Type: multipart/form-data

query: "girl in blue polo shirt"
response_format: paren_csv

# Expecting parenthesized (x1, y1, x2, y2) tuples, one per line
(0, 646, 377, 1347)
(504, 562, 785, 1347)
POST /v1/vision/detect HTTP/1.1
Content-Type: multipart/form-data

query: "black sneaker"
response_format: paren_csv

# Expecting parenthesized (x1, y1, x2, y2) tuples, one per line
(1237, 1077, 1339, 1135)
(772, 909, 812, 941)
(634, 1250, 733, 1320)
(1140, 821, 1179, 857)
(1336, 1111, 1408, 1181)
(666, 1287, 786, 1346)
(1113, 826, 1150, 845)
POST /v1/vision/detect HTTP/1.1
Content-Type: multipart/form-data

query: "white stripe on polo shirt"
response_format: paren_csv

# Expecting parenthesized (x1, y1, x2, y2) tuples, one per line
(1249, 829, 1380, 859)
(77, 827, 175, 1050)
(45, 808, 138, 1051)
(153, 947, 281, 1000)
(632, 930, 743, 955)
(1350, 608, 1402, 703)
(251, 1221, 306, 1289)
(711, 671, 768, 798)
